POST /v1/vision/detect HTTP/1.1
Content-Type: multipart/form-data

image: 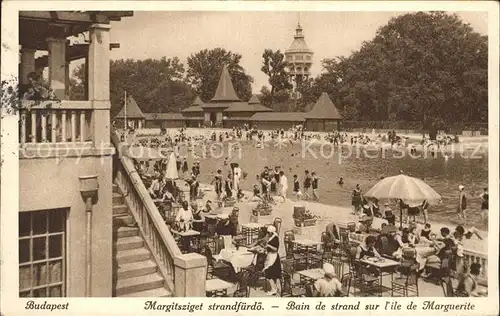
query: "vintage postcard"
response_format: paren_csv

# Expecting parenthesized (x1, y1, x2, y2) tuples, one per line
(1, 1, 498, 315)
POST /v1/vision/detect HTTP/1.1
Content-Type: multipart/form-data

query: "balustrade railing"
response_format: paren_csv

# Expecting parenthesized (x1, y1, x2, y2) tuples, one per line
(19, 100, 93, 145)
(112, 131, 181, 293)
(463, 249, 488, 286)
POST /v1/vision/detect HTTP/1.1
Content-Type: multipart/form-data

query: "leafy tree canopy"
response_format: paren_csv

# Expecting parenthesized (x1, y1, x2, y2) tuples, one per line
(299, 11, 487, 127)
(70, 57, 195, 117)
(186, 48, 253, 102)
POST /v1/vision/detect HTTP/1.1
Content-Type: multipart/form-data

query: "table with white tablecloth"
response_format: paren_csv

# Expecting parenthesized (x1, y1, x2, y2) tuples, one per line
(216, 247, 256, 273)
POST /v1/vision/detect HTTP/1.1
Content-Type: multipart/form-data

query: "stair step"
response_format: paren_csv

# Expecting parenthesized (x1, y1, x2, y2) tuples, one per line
(115, 273, 164, 296)
(115, 236, 144, 251)
(116, 248, 151, 264)
(117, 260, 157, 279)
(114, 214, 135, 227)
(112, 204, 128, 217)
(119, 287, 172, 297)
(113, 192, 124, 204)
(115, 226, 139, 238)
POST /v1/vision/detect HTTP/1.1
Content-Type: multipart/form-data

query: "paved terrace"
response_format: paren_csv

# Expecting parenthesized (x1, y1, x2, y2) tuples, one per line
(194, 183, 488, 297)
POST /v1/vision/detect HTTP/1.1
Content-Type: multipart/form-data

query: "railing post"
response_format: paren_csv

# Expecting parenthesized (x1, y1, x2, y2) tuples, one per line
(174, 253, 207, 297)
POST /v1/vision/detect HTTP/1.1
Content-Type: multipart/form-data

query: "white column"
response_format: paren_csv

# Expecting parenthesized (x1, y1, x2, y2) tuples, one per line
(20, 48, 36, 84)
(46, 37, 67, 100)
(88, 24, 111, 145)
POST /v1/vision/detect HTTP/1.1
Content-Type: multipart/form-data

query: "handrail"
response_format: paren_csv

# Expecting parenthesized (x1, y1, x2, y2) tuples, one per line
(111, 130, 181, 293)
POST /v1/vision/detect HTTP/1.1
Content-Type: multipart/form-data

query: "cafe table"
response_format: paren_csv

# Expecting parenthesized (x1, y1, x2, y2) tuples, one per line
(359, 257, 400, 294)
(213, 247, 256, 273)
(292, 239, 323, 269)
(297, 268, 324, 285)
(170, 229, 201, 253)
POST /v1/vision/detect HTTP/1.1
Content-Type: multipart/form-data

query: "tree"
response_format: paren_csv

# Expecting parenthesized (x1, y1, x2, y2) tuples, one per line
(260, 85, 292, 112)
(69, 57, 195, 117)
(301, 12, 487, 125)
(261, 49, 292, 100)
(186, 48, 253, 102)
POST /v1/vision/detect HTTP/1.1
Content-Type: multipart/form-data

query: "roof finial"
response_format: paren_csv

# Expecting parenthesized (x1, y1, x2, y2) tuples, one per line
(297, 12, 301, 28)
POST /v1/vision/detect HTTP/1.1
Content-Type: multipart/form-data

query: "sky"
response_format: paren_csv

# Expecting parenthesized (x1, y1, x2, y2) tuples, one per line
(98, 11, 488, 93)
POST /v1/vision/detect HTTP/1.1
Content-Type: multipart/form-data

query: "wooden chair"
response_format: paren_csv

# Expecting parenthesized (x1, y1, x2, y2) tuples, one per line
(440, 277, 456, 297)
(391, 263, 419, 297)
(202, 245, 232, 280)
(283, 231, 306, 271)
(243, 252, 266, 291)
(331, 259, 344, 280)
(280, 271, 306, 297)
(233, 270, 250, 297)
(340, 273, 352, 297)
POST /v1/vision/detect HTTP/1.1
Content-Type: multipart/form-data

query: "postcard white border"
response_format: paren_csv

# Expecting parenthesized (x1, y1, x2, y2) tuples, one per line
(1, 1, 499, 315)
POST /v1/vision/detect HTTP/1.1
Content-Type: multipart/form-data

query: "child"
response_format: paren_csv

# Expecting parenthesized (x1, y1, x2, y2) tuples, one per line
(420, 223, 432, 240)
(292, 174, 302, 201)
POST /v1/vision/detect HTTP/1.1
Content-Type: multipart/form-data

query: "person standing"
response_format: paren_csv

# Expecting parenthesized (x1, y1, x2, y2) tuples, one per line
(233, 163, 242, 194)
(292, 174, 302, 201)
(479, 188, 488, 222)
(303, 170, 312, 200)
(421, 200, 430, 224)
(311, 172, 320, 201)
(224, 173, 233, 199)
(457, 185, 467, 225)
(278, 171, 288, 203)
(351, 184, 362, 214)
(263, 226, 282, 296)
(211, 169, 223, 200)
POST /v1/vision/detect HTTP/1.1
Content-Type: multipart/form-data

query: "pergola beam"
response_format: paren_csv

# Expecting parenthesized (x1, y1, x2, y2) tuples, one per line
(33, 43, 119, 68)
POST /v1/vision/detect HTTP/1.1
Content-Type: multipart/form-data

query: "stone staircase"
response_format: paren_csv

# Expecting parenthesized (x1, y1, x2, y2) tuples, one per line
(112, 184, 172, 297)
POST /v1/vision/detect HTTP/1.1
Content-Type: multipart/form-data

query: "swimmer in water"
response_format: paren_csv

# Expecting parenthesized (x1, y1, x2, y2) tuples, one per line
(337, 177, 344, 185)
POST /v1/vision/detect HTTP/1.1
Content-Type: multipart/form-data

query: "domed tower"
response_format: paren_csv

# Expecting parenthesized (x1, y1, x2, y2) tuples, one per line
(285, 22, 313, 98)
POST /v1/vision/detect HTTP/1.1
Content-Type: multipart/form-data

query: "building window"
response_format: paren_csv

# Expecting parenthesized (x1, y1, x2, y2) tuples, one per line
(19, 209, 67, 297)
(306, 55, 311, 60)
(295, 55, 303, 60)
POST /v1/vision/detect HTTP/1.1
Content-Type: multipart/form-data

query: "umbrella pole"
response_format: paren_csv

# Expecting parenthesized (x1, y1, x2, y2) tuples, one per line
(400, 206, 403, 229)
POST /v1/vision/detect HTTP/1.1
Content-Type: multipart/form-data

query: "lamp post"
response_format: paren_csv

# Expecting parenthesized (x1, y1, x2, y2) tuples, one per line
(78, 175, 99, 297)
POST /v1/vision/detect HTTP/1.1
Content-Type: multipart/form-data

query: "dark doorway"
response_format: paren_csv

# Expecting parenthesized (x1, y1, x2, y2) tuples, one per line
(210, 112, 217, 126)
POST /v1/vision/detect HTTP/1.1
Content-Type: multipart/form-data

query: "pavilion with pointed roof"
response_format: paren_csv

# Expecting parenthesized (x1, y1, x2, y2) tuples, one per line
(144, 65, 273, 128)
(114, 95, 146, 129)
(141, 65, 342, 131)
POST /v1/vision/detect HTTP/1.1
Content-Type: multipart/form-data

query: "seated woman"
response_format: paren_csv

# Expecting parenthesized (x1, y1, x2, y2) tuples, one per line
(455, 263, 483, 297)
(175, 201, 194, 232)
(356, 235, 381, 258)
(420, 223, 432, 241)
(423, 238, 455, 278)
(203, 200, 213, 213)
(355, 236, 382, 275)
(324, 223, 340, 250)
(383, 207, 396, 226)
(216, 217, 237, 237)
(251, 184, 262, 202)
(357, 214, 373, 233)
(312, 263, 344, 297)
